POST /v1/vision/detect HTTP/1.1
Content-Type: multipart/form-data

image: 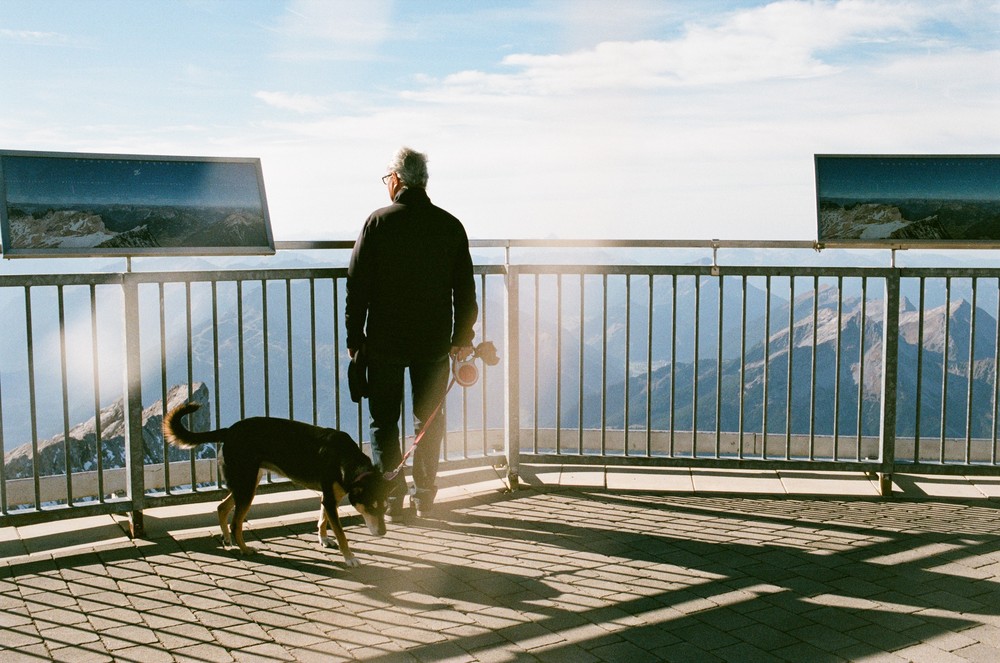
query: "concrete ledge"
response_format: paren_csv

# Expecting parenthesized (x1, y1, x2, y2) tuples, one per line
(516, 463, 1000, 500)
(5, 464, 1000, 566)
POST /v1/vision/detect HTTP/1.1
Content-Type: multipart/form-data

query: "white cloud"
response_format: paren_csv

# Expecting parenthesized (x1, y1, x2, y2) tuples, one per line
(254, 90, 328, 114)
(271, 0, 393, 61)
(0, 28, 69, 46)
(409, 0, 937, 97)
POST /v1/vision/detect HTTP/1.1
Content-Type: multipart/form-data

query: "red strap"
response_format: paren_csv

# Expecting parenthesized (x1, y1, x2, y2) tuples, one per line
(384, 375, 457, 481)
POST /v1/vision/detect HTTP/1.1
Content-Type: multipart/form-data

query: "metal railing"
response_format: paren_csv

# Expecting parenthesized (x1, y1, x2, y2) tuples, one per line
(3, 240, 1000, 533)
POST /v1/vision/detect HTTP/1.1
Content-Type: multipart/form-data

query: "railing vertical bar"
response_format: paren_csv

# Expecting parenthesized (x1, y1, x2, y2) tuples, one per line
(762, 276, 772, 459)
(966, 278, 978, 464)
(601, 274, 608, 455)
(994, 277, 1000, 465)
(332, 277, 342, 430)
(646, 275, 654, 456)
(186, 282, 196, 491)
(122, 275, 146, 535)
(915, 278, 926, 462)
(504, 266, 520, 485)
(715, 275, 723, 457)
(879, 272, 901, 495)
(808, 276, 818, 460)
(624, 274, 632, 456)
(738, 275, 747, 459)
(158, 283, 170, 493)
(833, 277, 843, 461)
(578, 274, 585, 455)
(533, 274, 540, 453)
(57, 286, 72, 505)
(480, 273, 488, 457)
(237, 281, 246, 420)
(212, 282, 223, 487)
(441, 374, 449, 462)
(310, 278, 318, 425)
(90, 284, 105, 502)
(262, 280, 270, 417)
(941, 278, 952, 462)
(693, 275, 700, 456)
(286, 279, 295, 421)
(669, 275, 677, 456)
(556, 274, 563, 454)
(785, 276, 795, 460)
(856, 277, 868, 462)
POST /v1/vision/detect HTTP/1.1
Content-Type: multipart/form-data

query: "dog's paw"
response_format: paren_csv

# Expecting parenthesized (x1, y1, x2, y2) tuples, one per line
(237, 546, 257, 556)
(343, 556, 361, 568)
(320, 536, 335, 549)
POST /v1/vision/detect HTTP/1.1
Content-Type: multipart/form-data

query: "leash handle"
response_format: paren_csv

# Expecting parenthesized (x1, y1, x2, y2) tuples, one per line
(384, 375, 457, 481)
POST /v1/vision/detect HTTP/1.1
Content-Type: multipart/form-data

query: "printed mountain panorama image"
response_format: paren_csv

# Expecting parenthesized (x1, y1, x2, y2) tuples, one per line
(818, 198, 1000, 242)
(6, 202, 269, 250)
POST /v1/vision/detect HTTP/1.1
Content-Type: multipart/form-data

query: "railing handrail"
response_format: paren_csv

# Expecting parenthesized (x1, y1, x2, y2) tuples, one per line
(273, 238, 996, 252)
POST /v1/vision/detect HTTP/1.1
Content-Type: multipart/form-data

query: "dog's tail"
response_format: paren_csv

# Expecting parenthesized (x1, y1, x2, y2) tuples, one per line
(163, 402, 226, 449)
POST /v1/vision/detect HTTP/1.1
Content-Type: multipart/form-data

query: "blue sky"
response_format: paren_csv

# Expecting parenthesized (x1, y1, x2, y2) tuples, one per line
(1, 0, 998, 242)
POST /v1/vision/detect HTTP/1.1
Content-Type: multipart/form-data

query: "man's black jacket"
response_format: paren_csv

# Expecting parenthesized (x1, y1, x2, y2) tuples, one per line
(345, 187, 478, 362)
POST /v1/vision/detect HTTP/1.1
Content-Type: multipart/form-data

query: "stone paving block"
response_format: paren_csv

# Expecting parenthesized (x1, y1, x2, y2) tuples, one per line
(4, 643, 66, 662)
(172, 642, 238, 663)
(650, 641, 726, 663)
(533, 643, 602, 663)
(48, 643, 115, 663)
(954, 641, 1000, 662)
(37, 622, 102, 648)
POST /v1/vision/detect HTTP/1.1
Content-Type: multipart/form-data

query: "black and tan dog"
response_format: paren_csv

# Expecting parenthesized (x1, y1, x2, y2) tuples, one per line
(163, 402, 390, 567)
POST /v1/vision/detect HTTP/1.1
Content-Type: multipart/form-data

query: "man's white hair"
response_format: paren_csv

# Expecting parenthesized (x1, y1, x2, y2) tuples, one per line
(387, 146, 429, 188)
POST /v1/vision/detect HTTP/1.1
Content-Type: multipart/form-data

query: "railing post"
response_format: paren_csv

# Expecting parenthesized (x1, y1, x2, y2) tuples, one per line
(122, 274, 146, 536)
(504, 263, 520, 489)
(879, 270, 901, 497)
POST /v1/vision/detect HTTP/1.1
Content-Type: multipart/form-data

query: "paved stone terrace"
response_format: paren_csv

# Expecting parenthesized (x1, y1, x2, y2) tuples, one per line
(3, 467, 1000, 662)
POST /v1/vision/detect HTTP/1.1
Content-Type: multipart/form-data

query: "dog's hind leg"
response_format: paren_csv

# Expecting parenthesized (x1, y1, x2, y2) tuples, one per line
(228, 470, 263, 555)
(318, 505, 334, 548)
(321, 485, 359, 567)
(217, 493, 236, 547)
(231, 498, 256, 555)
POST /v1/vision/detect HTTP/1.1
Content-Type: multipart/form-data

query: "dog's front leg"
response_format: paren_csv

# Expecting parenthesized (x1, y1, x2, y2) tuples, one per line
(321, 487, 359, 567)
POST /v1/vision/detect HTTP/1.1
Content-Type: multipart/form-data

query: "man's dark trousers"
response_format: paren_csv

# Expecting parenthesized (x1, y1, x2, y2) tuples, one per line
(367, 353, 449, 506)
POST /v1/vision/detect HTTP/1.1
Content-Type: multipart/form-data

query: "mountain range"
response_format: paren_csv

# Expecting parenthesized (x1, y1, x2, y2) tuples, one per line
(3, 382, 211, 481)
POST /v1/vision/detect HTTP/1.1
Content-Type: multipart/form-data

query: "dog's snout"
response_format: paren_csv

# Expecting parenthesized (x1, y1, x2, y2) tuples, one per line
(366, 515, 386, 537)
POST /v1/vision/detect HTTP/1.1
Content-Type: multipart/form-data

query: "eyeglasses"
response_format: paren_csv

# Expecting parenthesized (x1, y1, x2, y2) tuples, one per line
(381, 173, 393, 185)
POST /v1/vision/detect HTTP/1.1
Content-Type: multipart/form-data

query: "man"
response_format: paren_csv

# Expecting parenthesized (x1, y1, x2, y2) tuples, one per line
(345, 146, 478, 519)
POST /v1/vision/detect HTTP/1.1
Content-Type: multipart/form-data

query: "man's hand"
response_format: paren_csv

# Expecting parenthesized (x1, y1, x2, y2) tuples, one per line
(450, 345, 474, 362)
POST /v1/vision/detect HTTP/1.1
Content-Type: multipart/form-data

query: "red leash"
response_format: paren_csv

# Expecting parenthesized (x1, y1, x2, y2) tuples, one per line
(383, 375, 457, 481)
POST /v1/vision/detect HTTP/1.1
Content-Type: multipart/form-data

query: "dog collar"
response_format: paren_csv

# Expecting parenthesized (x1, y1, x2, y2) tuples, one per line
(350, 471, 374, 488)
